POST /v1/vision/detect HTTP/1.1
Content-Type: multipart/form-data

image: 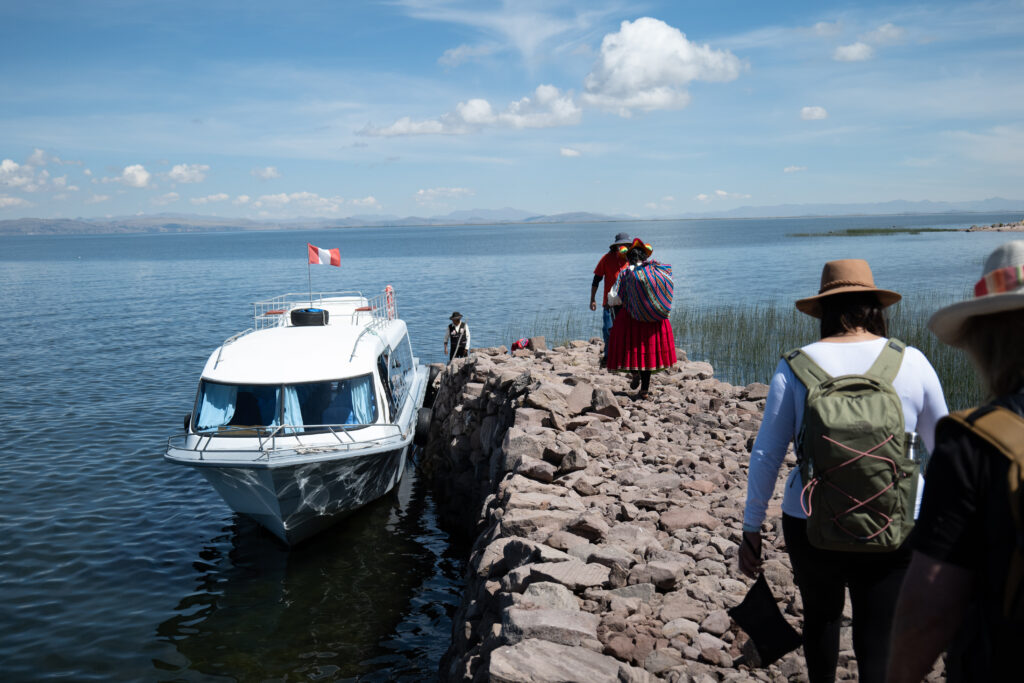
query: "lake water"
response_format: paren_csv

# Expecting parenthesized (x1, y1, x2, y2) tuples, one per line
(0, 212, 1020, 680)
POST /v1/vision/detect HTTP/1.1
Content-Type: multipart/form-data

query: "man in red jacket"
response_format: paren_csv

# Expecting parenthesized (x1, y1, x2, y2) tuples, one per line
(589, 232, 631, 366)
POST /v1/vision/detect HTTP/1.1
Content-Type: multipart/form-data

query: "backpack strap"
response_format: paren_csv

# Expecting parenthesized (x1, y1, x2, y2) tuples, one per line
(865, 338, 906, 384)
(943, 405, 1024, 619)
(784, 348, 832, 390)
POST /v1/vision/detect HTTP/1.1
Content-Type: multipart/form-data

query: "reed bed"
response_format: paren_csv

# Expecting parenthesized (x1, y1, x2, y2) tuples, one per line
(509, 296, 983, 411)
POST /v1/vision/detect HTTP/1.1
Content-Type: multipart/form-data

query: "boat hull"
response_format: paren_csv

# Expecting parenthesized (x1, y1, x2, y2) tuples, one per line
(195, 445, 409, 545)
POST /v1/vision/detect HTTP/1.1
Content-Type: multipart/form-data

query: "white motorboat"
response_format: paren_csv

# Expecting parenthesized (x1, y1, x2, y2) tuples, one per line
(165, 289, 431, 545)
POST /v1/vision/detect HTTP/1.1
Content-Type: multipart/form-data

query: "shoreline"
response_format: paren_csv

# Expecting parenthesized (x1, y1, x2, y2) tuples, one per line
(3, 211, 1024, 237)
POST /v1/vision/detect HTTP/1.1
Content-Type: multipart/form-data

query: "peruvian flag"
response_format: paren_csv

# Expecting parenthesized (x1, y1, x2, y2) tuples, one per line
(308, 243, 340, 266)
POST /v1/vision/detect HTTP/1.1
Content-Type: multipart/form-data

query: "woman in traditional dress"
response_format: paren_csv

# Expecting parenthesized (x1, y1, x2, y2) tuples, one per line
(606, 238, 677, 399)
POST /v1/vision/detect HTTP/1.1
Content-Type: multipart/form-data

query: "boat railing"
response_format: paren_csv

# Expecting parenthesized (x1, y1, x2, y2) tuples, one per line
(250, 289, 398, 331)
(166, 421, 408, 462)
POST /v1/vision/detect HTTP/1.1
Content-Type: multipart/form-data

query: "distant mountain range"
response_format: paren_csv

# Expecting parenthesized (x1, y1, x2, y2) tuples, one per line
(2, 198, 1022, 235)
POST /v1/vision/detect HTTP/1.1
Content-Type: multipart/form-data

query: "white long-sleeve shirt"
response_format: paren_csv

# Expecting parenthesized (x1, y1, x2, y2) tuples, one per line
(742, 337, 948, 532)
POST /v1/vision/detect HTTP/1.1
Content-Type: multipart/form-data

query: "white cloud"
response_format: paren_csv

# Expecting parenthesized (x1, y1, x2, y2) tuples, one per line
(696, 189, 751, 202)
(83, 169, 93, 176)
(253, 191, 345, 215)
(801, 106, 828, 120)
(439, 43, 496, 67)
(414, 187, 474, 204)
(190, 193, 229, 205)
(120, 164, 151, 188)
(363, 84, 580, 136)
(233, 194, 250, 205)
(27, 148, 48, 166)
(251, 166, 281, 180)
(0, 195, 30, 208)
(662, 195, 675, 202)
(153, 192, 180, 206)
(560, 147, 581, 157)
(862, 23, 904, 45)
(784, 165, 808, 173)
(834, 42, 874, 62)
(86, 194, 111, 204)
(812, 21, 842, 37)
(168, 163, 209, 183)
(581, 17, 743, 117)
(351, 196, 380, 208)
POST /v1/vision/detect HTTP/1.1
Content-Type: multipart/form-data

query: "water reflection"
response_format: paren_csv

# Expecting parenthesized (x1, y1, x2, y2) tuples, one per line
(155, 465, 465, 681)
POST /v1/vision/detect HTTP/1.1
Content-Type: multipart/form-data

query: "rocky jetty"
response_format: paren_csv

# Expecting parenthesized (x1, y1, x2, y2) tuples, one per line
(420, 340, 941, 682)
(966, 219, 1024, 232)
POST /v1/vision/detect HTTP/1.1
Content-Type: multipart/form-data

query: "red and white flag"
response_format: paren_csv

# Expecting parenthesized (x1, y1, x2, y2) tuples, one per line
(307, 243, 340, 266)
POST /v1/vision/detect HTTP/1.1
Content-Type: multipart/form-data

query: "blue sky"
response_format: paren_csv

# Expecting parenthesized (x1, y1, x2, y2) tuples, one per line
(1, 0, 1022, 220)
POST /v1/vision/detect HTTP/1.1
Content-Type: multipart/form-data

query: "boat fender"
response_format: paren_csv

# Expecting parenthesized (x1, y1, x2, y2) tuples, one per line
(291, 308, 329, 326)
(414, 407, 432, 446)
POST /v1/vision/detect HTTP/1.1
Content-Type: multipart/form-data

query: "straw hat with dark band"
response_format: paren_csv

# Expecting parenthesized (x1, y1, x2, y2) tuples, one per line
(795, 259, 902, 318)
(928, 240, 1024, 347)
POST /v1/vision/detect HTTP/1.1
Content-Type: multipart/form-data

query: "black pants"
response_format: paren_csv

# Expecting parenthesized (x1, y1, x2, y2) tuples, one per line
(449, 345, 467, 362)
(782, 514, 911, 683)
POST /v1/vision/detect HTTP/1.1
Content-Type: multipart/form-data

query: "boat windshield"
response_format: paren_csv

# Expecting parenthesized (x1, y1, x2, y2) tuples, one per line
(193, 374, 378, 435)
(194, 382, 281, 434)
(282, 374, 378, 434)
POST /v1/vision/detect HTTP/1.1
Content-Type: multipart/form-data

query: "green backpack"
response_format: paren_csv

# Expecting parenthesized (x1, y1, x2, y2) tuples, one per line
(786, 339, 919, 552)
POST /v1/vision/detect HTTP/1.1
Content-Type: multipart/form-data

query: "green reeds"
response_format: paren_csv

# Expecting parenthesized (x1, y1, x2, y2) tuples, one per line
(789, 227, 955, 237)
(509, 297, 983, 411)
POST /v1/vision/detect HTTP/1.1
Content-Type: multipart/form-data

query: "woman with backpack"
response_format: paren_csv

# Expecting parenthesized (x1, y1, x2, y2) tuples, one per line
(889, 241, 1024, 682)
(606, 238, 676, 400)
(737, 259, 947, 683)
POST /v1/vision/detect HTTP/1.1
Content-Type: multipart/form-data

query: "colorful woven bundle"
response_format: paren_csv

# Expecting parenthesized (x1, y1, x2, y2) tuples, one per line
(621, 262, 674, 322)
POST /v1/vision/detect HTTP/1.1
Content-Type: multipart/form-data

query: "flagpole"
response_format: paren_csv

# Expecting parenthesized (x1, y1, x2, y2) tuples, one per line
(308, 258, 313, 307)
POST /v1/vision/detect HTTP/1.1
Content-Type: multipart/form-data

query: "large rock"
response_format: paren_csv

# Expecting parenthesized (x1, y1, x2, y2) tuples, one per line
(502, 607, 599, 646)
(520, 581, 580, 611)
(530, 560, 611, 591)
(489, 640, 651, 683)
(591, 387, 623, 418)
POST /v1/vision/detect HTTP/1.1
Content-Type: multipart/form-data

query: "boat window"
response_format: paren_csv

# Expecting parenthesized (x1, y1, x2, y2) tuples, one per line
(389, 335, 414, 414)
(194, 381, 280, 434)
(281, 374, 378, 434)
(377, 353, 397, 420)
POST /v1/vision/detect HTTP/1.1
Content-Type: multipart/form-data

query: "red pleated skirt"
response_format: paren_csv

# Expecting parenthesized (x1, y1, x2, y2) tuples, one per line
(606, 310, 677, 372)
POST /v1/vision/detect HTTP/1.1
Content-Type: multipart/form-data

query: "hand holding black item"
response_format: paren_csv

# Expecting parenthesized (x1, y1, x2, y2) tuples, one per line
(738, 530, 763, 579)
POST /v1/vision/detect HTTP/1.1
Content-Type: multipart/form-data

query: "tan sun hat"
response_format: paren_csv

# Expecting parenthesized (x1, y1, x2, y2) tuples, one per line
(928, 240, 1024, 347)
(795, 259, 902, 318)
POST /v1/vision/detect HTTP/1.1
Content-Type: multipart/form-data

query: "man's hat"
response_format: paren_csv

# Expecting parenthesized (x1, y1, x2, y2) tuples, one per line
(449, 311, 463, 321)
(609, 232, 632, 249)
(928, 240, 1024, 347)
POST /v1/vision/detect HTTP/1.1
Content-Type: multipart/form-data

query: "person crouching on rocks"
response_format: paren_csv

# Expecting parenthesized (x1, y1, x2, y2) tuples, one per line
(605, 238, 677, 400)
(444, 312, 469, 363)
(737, 258, 947, 683)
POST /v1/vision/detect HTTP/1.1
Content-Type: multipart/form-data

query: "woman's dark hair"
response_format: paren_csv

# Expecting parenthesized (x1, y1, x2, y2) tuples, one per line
(961, 309, 1024, 397)
(626, 247, 647, 265)
(819, 291, 888, 338)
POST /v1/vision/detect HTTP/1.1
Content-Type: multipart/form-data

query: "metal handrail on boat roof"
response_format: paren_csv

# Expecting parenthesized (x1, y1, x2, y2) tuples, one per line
(252, 291, 366, 330)
(167, 421, 408, 462)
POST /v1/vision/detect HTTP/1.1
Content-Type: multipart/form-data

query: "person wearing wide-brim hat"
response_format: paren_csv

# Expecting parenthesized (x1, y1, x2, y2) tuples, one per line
(590, 231, 633, 366)
(738, 258, 947, 683)
(890, 241, 1024, 683)
(604, 238, 677, 399)
(444, 311, 470, 363)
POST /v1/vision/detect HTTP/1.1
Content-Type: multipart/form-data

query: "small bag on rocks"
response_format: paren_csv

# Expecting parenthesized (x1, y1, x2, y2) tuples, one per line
(619, 261, 673, 322)
(786, 338, 919, 552)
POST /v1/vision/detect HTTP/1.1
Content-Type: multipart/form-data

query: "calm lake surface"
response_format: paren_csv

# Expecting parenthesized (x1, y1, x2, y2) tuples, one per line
(0, 213, 1019, 680)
